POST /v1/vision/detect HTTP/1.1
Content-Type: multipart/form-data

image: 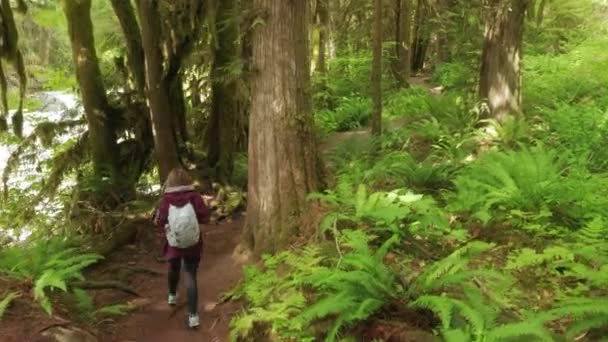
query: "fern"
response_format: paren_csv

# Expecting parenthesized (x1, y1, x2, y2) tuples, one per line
(95, 304, 131, 317)
(0, 238, 102, 315)
(410, 241, 496, 293)
(230, 230, 401, 342)
(0, 292, 18, 321)
(485, 321, 554, 342)
(295, 231, 400, 342)
(540, 298, 608, 339)
(406, 242, 552, 341)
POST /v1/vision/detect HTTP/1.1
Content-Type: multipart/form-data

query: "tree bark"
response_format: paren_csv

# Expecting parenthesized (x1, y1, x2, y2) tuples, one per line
(392, 0, 411, 87)
(207, 0, 239, 181)
(479, 0, 530, 121)
(436, 0, 452, 64)
(371, 0, 383, 136)
(411, 0, 429, 73)
(244, 0, 323, 255)
(137, 0, 180, 183)
(62, 0, 120, 183)
(110, 0, 146, 97)
(316, 0, 329, 74)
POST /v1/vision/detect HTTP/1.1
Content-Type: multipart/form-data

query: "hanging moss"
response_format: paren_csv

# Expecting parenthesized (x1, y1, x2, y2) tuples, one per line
(0, 0, 27, 137)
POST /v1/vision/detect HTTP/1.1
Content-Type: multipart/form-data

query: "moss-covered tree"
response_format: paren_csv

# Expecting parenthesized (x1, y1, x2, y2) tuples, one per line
(109, 0, 146, 97)
(0, 0, 27, 136)
(136, 0, 180, 183)
(207, 0, 239, 181)
(371, 0, 383, 136)
(62, 0, 121, 187)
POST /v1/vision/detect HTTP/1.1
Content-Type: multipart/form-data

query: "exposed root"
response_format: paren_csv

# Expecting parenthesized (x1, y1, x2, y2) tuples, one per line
(71, 281, 139, 297)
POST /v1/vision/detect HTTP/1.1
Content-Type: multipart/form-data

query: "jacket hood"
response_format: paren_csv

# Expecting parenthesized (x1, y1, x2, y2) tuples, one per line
(163, 186, 197, 207)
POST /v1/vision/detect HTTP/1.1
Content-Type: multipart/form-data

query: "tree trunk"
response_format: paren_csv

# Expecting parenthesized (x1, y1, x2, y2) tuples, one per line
(237, 0, 254, 153)
(316, 0, 329, 74)
(207, 0, 239, 181)
(411, 0, 429, 73)
(110, 0, 146, 97)
(371, 0, 383, 136)
(392, 0, 411, 87)
(436, 0, 452, 64)
(137, 0, 180, 183)
(62, 0, 120, 183)
(479, 0, 530, 121)
(536, 0, 548, 27)
(244, 0, 323, 255)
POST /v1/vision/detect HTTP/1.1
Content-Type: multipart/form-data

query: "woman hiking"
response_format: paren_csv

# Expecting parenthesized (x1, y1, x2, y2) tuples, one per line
(155, 167, 210, 329)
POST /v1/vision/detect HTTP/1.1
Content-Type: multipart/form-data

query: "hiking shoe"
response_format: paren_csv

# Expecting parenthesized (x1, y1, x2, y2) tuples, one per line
(188, 314, 200, 329)
(168, 293, 177, 305)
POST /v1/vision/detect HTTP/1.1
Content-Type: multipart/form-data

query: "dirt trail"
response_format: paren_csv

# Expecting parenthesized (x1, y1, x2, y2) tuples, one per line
(99, 217, 244, 342)
(321, 75, 438, 152)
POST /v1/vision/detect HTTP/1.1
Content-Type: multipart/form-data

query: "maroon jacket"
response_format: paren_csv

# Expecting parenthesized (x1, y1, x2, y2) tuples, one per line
(157, 185, 210, 260)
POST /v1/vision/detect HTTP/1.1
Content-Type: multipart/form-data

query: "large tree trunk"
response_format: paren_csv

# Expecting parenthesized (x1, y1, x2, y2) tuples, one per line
(479, 0, 530, 121)
(237, 0, 254, 153)
(207, 0, 239, 181)
(110, 0, 146, 97)
(411, 0, 429, 73)
(137, 0, 180, 183)
(316, 0, 329, 74)
(244, 0, 323, 255)
(391, 0, 411, 87)
(63, 0, 120, 184)
(371, 0, 383, 136)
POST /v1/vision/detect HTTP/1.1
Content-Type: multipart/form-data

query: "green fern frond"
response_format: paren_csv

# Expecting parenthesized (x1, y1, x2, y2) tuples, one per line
(95, 304, 131, 317)
(486, 321, 553, 342)
(0, 292, 18, 321)
(411, 295, 455, 330)
(413, 241, 494, 293)
(34, 270, 68, 315)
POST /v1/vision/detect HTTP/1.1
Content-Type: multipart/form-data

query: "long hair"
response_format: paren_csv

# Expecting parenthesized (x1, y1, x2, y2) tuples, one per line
(165, 168, 193, 188)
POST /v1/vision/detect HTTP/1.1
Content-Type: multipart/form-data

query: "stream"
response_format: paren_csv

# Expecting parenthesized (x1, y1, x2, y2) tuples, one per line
(0, 91, 81, 241)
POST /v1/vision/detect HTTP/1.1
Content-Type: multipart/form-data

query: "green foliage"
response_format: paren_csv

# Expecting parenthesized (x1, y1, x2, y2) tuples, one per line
(316, 97, 372, 133)
(524, 38, 608, 112)
(311, 182, 450, 241)
(231, 231, 401, 341)
(0, 292, 19, 321)
(449, 146, 608, 230)
(295, 230, 400, 341)
(541, 298, 608, 340)
(33, 67, 78, 91)
(384, 86, 432, 119)
(450, 146, 561, 224)
(0, 238, 102, 315)
(409, 242, 553, 342)
(229, 247, 321, 341)
(431, 62, 476, 91)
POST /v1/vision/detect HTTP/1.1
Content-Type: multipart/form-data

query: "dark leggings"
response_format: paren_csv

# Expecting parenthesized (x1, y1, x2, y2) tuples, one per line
(168, 257, 200, 315)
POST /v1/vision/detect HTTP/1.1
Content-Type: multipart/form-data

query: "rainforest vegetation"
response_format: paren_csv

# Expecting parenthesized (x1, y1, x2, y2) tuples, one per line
(1, 0, 608, 341)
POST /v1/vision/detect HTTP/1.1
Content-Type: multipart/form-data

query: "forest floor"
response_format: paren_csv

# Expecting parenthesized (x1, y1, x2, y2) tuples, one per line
(98, 216, 245, 342)
(0, 216, 244, 342)
(322, 75, 438, 151)
(1, 75, 439, 342)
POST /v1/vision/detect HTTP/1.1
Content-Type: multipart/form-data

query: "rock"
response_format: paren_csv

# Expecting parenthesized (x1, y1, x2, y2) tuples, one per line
(40, 326, 97, 342)
(232, 243, 253, 265)
(204, 302, 218, 312)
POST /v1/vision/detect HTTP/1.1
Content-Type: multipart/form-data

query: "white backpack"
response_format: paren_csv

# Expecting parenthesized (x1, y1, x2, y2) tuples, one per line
(166, 203, 200, 248)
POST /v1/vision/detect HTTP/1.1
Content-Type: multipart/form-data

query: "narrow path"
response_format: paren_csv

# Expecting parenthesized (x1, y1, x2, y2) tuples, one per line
(321, 75, 438, 152)
(100, 217, 244, 342)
